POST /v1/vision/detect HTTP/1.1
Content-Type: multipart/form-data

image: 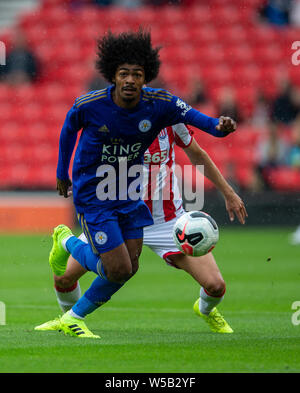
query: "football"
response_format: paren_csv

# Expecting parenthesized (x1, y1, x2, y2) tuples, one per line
(173, 211, 219, 257)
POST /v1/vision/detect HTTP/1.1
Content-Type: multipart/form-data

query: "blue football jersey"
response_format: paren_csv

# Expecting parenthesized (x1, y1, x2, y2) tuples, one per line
(57, 86, 225, 212)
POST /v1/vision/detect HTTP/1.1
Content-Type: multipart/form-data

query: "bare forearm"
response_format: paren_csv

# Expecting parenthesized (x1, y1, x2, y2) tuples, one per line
(187, 146, 234, 198)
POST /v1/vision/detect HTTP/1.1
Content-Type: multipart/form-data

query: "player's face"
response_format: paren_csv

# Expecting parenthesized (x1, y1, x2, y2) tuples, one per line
(113, 64, 145, 108)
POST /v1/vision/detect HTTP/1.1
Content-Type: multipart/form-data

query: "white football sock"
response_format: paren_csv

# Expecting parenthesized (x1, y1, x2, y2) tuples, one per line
(69, 309, 84, 320)
(54, 281, 81, 313)
(199, 286, 225, 315)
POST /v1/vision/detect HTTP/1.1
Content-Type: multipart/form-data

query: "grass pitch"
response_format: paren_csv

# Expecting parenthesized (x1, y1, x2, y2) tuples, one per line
(0, 227, 299, 373)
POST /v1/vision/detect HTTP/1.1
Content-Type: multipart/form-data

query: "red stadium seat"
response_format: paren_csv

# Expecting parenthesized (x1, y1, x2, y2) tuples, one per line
(26, 123, 54, 144)
(194, 44, 226, 67)
(37, 83, 67, 105)
(19, 103, 44, 124)
(8, 163, 33, 187)
(216, 26, 248, 45)
(190, 25, 218, 46)
(159, 25, 190, 46)
(247, 25, 279, 46)
(158, 6, 185, 25)
(0, 164, 13, 188)
(211, 5, 240, 26)
(0, 102, 16, 123)
(268, 168, 300, 191)
(29, 144, 58, 165)
(231, 127, 261, 147)
(201, 65, 233, 88)
(226, 44, 254, 67)
(181, 6, 212, 26)
(38, 6, 71, 27)
(235, 166, 254, 188)
(230, 146, 258, 167)
(253, 44, 284, 66)
(43, 104, 70, 127)
(289, 65, 300, 87)
(0, 121, 23, 144)
(0, 0, 298, 192)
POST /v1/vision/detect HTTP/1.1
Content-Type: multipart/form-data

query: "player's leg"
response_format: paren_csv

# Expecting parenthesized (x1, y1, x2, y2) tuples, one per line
(60, 235, 144, 337)
(167, 252, 226, 310)
(143, 216, 232, 333)
(54, 231, 142, 309)
(60, 203, 149, 336)
(34, 257, 85, 332)
(36, 201, 152, 338)
(50, 237, 142, 322)
(36, 224, 132, 337)
(54, 256, 86, 313)
(168, 252, 225, 297)
(166, 253, 232, 333)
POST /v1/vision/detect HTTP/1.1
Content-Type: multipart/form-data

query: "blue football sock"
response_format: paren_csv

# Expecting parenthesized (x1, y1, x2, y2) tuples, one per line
(65, 236, 123, 318)
(71, 276, 123, 318)
(66, 236, 100, 275)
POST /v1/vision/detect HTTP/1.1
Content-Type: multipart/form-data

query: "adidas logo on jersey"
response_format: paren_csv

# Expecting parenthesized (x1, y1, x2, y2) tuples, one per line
(98, 125, 110, 133)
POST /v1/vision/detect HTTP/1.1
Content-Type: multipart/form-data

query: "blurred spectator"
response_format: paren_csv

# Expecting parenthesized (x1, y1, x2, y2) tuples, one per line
(147, 76, 166, 89)
(290, 224, 300, 244)
(93, 0, 114, 5)
(251, 90, 271, 129)
(290, 0, 300, 26)
(271, 77, 300, 125)
(286, 114, 300, 168)
(114, 0, 143, 7)
(215, 86, 241, 123)
(181, 0, 198, 5)
(252, 124, 289, 190)
(86, 71, 109, 91)
(144, 0, 181, 5)
(188, 79, 208, 107)
(259, 0, 293, 26)
(0, 29, 38, 84)
(288, 117, 300, 245)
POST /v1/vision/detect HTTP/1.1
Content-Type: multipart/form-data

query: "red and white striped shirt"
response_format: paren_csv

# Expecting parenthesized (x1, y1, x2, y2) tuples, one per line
(143, 123, 193, 225)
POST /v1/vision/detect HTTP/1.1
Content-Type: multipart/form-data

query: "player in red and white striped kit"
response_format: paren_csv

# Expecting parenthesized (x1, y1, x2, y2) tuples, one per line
(47, 123, 247, 334)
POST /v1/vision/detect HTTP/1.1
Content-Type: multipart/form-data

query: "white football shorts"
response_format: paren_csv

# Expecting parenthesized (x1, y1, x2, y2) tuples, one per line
(143, 214, 184, 263)
(78, 211, 185, 265)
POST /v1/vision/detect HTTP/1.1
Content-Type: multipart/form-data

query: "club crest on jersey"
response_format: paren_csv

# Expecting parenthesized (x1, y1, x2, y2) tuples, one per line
(138, 119, 152, 133)
(95, 231, 108, 245)
(98, 124, 110, 133)
(158, 129, 167, 140)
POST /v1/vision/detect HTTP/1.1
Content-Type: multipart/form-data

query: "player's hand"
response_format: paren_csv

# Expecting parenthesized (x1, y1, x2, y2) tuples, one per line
(216, 116, 237, 134)
(56, 178, 72, 198)
(224, 191, 248, 225)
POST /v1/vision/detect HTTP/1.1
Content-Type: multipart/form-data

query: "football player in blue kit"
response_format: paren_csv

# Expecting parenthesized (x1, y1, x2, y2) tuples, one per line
(35, 29, 237, 338)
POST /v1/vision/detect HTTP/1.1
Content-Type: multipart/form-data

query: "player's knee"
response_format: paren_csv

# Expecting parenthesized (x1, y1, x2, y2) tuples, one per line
(205, 279, 226, 298)
(131, 257, 139, 276)
(106, 264, 134, 283)
(54, 275, 77, 289)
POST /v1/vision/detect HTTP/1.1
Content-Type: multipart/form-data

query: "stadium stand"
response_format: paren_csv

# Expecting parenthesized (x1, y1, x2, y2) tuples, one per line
(0, 0, 299, 192)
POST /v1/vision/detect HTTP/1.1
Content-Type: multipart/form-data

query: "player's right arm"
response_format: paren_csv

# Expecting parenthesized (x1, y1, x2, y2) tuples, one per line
(183, 139, 247, 224)
(56, 104, 83, 198)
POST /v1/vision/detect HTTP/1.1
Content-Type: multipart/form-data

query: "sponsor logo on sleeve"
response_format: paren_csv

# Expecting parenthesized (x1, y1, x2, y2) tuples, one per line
(176, 98, 191, 117)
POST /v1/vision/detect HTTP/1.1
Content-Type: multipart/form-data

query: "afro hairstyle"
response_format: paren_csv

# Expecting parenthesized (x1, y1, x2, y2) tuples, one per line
(95, 28, 161, 84)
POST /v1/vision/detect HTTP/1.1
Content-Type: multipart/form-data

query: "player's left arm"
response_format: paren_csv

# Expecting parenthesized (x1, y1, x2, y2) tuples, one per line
(166, 95, 236, 137)
(183, 139, 248, 224)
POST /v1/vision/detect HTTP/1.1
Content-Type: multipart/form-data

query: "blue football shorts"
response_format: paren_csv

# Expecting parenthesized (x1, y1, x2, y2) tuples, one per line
(76, 199, 154, 254)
